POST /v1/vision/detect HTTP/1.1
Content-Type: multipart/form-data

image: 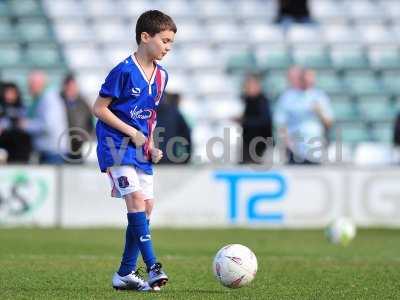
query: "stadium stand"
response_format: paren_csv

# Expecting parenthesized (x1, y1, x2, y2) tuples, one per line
(0, 0, 67, 100)
(0, 0, 399, 164)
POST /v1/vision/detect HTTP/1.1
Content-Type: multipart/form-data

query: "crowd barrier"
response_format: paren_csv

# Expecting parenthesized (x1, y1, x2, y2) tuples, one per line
(0, 165, 399, 228)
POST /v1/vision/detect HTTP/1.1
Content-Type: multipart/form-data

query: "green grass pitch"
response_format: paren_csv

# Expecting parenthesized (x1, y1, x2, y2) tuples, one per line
(0, 228, 399, 299)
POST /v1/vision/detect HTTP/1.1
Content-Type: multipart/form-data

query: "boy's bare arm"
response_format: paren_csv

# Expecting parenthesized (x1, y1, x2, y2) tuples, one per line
(93, 96, 146, 146)
(148, 135, 163, 163)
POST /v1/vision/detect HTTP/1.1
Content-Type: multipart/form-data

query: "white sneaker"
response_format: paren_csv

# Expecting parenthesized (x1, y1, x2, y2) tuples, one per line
(112, 271, 151, 291)
(147, 262, 168, 288)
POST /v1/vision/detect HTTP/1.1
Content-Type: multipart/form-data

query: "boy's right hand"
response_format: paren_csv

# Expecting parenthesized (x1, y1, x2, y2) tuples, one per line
(130, 129, 146, 147)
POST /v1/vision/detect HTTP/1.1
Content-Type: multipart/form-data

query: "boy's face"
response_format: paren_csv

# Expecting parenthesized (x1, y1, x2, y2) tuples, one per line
(141, 30, 175, 60)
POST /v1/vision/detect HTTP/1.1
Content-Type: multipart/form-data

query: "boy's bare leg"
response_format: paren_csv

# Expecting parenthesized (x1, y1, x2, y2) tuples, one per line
(145, 199, 154, 217)
(124, 191, 146, 212)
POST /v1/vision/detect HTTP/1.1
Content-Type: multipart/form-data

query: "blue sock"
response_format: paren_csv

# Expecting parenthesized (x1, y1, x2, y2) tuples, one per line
(118, 218, 151, 276)
(118, 215, 141, 276)
(128, 212, 157, 270)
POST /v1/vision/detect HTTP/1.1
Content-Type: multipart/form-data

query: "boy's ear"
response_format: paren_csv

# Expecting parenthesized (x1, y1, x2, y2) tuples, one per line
(141, 32, 151, 43)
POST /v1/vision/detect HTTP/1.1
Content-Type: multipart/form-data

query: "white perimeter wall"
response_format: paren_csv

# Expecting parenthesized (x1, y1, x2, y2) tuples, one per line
(0, 165, 399, 228)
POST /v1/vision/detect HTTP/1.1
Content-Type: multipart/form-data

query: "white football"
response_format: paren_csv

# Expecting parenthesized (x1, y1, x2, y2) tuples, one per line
(326, 217, 356, 246)
(212, 244, 258, 288)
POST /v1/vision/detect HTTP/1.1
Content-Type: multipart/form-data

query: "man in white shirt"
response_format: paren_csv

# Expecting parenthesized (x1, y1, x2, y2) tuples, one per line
(275, 67, 333, 164)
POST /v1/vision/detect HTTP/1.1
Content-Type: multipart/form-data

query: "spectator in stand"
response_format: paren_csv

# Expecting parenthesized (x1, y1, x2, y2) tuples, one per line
(275, 0, 313, 27)
(155, 92, 191, 164)
(21, 70, 69, 164)
(0, 82, 32, 162)
(61, 73, 94, 163)
(393, 113, 400, 149)
(275, 66, 333, 165)
(303, 69, 334, 141)
(239, 74, 273, 164)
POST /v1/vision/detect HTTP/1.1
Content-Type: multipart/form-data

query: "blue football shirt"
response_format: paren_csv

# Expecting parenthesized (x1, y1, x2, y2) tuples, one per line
(96, 54, 168, 174)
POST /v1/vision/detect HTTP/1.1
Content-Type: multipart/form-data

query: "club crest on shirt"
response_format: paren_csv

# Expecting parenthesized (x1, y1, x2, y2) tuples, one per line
(130, 105, 154, 120)
(117, 176, 129, 188)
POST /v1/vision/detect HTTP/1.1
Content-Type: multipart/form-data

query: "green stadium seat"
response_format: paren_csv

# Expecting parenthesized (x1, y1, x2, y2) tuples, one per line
(46, 69, 68, 89)
(344, 71, 382, 96)
(8, 0, 42, 17)
(25, 43, 61, 67)
(0, 68, 30, 98)
(368, 46, 400, 70)
(330, 94, 352, 103)
(316, 71, 344, 94)
(331, 100, 358, 121)
(393, 98, 400, 112)
(229, 73, 245, 90)
(381, 71, 400, 96)
(331, 46, 368, 70)
(16, 18, 51, 42)
(333, 122, 371, 144)
(371, 123, 393, 143)
(0, 44, 22, 67)
(0, 18, 17, 41)
(292, 46, 331, 69)
(226, 51, 256, 74)
(357, 96, 392, 122)
(356, 94, 391, 103)
(262, 71, 288, 100)
(0, 2, 10, 17)
(257, 45, 291, 70)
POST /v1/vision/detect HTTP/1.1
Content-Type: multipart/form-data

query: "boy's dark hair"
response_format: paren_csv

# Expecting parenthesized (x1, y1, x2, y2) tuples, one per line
(135, 10, 177, 45)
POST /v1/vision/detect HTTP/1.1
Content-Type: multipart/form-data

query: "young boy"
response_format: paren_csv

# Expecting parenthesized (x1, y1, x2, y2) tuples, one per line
(93, 10, 176, 291)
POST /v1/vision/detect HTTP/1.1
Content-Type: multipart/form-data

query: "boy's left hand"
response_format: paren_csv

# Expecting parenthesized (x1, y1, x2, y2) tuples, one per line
(150, 148, 163, 163)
